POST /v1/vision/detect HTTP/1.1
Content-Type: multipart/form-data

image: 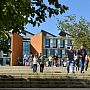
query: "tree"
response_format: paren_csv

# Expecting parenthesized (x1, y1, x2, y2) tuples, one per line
(0, 0, 68, 52)
(57, 15, 90, 55)
(0, 0, 68, 34)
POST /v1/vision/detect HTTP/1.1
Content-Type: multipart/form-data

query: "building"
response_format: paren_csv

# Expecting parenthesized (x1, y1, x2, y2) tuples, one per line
(0, 30, 34, 66)
(0, 30, 73, 66)
(30, 30, 73, 60)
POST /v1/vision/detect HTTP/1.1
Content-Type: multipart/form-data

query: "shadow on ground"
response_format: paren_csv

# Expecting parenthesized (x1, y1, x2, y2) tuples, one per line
(0, 74, 90, 88)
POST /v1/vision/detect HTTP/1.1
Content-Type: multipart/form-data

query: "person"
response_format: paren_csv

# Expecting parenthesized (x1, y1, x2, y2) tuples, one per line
(59, 57, 62, 66)
(85, 56, 89, 71)
(23, 54, 28, 66)
(33, 54, 38, 73)
(77, 45, 87, 73)
(54, 53, 58, 67)
(63, 57, 67, 67)
(17, 57, 22, 66)
(39, 53, 45, 73)
(48, 55, 53, 67)
(75, 57, 80, 71)
(66, 46, 75, 73)
(28, 53, 33, 69)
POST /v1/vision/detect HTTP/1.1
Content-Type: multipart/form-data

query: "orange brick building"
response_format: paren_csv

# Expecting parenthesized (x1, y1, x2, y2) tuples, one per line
(11, 33, 23, 66)
(10, 31, 34, 66)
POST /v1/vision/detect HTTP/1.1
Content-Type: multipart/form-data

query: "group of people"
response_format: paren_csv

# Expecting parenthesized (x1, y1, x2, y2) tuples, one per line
(21, 52, 59, 73)
(23, 53, 45, 73)
(17, 45, 89, 74)
(66, 45, 89, 74)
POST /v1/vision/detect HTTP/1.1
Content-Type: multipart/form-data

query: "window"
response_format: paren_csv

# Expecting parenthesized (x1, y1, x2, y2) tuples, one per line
(47, 49, 50, 58)
(58, 49, 62, 58)
(54, 49, 57, 54)
(50, 39, 53, 48)
(45, 39, 50, 48)
(60, 39, 65, 48)
(53, 39, 57, 48)
(57, 40, 60, 48)
(67, 39, 72, 46)
(43, 49, 47, 57)
(23, 41, 30, 56)
(62, 49, 65, 58)
(50, 49, 55, 56)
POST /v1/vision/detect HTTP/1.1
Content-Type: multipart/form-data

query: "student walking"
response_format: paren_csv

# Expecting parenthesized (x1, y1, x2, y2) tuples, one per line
(23, 54, 28, 66)
(66, 46, 75, 73)
(85, 56, 89, 71)
(17, 57, 22, 66)
(75, 58, 80, 71)
(48, 55, 53, 67)
(77, 45, 87, 73)
(28, 53, 33, 69)
(33, 54, 38, 73)
(54, 53, 58, 67)
(39, 53, 45, 73)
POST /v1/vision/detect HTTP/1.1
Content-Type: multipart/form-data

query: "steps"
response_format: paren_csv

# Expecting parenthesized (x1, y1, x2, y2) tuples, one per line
(0, 66, 90, 88)
(0, 74, 90, 88)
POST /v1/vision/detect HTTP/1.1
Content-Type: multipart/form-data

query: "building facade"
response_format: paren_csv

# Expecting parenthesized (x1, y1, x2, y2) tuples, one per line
(30, 30, 73, 60)
(0, 30, 34, 66)
(0, 30, 74, 66)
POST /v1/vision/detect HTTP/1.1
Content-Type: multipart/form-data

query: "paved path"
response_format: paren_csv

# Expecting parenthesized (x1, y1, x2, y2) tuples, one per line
(0, 66, 90, 74)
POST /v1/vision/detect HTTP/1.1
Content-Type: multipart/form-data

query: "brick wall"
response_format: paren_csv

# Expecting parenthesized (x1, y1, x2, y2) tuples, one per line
(30, 32, 43, 55)
(11, 33, 23, 66)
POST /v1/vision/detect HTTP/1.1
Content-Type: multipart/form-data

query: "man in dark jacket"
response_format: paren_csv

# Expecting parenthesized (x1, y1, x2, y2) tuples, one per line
(66, 46, 75, 73)
(77, 45, 87, 73)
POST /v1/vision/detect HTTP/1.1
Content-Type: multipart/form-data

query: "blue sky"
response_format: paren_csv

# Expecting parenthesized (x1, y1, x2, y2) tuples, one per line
(25, 0, 90, 36)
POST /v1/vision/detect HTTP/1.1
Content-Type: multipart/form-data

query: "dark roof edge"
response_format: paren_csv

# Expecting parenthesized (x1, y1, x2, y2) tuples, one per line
(41, 30, 56, 37)
(59, 31, 71, 36)
(24, 30, 35, 35)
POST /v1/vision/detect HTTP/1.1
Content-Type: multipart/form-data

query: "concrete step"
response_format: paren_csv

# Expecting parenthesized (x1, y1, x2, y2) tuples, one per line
(0, 75, 90, 88)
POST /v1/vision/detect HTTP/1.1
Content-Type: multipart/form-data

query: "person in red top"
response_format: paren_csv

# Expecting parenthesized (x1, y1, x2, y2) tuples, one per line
(54, 53, 58, 67)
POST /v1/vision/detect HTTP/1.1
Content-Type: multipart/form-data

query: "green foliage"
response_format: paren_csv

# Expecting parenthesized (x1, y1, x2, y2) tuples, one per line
(57, 15, 90, 54)
(0, 31, 10, 53)
(0, 0, 68, 52)
(0, 0, 68, 34)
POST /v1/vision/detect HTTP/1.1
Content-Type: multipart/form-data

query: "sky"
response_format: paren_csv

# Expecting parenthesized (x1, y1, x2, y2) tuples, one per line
(25, 0, 90, 36)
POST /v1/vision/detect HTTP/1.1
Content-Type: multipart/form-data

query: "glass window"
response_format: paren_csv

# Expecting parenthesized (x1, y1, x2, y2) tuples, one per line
(45, 39, 50, 48)
(53, 39, 57, 48)
(50, 49, 55, 56)
(58, 49, 62, 58)
(47, 49, 50, 58)
(62, 49, 65, 58)
(50, 39, 53, 48)
(43, 49, 47, 57)
(57, 40, 60, 48)
(67, 39, 72, 46)
(55, 49, 58, 55)
(23, 41, 30, 56)
(60, 39, 65, 48)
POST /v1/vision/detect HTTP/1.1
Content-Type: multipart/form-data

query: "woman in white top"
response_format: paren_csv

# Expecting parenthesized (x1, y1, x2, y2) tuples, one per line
(28, 54, 33, 68)
(33, 54, 38, 72)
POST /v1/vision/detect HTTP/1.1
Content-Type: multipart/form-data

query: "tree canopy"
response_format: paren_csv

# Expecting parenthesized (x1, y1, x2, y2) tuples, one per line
(0, 0, 68, 52)
(57, 15, 90, 54)
(0, 0, 68, 35)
